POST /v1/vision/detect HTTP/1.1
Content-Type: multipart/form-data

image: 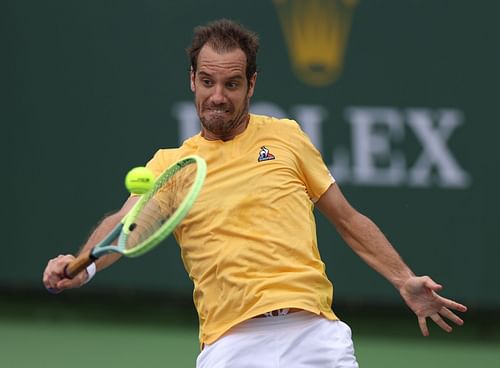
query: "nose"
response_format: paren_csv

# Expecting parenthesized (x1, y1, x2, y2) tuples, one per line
(210, 85, 226, 105)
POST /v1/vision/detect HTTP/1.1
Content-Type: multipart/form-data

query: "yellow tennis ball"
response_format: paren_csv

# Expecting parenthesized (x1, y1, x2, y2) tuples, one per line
(125, 166, 155, 194)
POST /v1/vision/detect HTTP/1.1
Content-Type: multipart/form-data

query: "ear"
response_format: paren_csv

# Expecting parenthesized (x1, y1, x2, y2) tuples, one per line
(247, 72, 257, 98)
(190, 67, 196, 92)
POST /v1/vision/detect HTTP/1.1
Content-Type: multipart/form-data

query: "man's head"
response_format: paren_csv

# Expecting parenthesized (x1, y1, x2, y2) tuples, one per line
(187, 19, 260, 141)
(187, 19, 259, 83)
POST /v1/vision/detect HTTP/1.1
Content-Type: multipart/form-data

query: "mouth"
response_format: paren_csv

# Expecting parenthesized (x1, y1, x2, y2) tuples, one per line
(206, 107, 230, 115)
(208, 109, 229, 114)
(203, 103, 231, 114)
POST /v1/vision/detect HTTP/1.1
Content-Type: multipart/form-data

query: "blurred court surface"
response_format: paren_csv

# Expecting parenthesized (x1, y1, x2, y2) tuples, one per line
(1, 294, 498, 368)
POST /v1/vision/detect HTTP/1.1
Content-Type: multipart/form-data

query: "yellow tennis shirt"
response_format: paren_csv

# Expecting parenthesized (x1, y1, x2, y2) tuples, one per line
(146, 114, 338, 346)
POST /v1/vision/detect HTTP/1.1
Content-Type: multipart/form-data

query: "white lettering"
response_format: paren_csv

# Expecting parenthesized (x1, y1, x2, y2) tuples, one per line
(170, 101, 471, 189)
(346, 107, 406, 186)
(406, 109, 470, 188)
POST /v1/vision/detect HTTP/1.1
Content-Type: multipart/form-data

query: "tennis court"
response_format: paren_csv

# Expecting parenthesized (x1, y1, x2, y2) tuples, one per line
(2, 294, 498, 368)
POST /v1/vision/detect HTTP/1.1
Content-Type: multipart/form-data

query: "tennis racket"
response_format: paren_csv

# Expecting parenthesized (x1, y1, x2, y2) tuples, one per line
(64, 155, 206, 279)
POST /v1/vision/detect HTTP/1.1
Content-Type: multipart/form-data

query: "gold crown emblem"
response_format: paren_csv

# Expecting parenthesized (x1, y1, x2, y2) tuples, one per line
(273, 0, 358, 87)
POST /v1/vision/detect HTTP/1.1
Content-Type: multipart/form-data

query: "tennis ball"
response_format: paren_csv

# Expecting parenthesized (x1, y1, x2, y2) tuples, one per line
(125, 166, 155, 194)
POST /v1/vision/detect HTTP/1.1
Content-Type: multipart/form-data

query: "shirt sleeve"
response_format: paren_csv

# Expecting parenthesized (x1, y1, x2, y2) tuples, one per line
(145, 149, 180, 178)
(289, 121, 335, 202)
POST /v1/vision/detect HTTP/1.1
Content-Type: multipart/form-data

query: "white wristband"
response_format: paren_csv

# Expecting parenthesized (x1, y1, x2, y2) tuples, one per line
(84, 262, 96, 284)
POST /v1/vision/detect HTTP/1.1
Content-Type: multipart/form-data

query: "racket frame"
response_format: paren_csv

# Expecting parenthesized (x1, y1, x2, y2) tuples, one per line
(120, 155, 206, 257)
(63, 155, 206, 278)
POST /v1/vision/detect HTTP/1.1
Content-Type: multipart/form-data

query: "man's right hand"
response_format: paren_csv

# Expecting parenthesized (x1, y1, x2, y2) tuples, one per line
(42, 254, 89, 293)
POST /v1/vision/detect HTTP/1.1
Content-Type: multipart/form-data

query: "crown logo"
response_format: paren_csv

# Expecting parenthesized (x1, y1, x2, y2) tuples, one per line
(273, 0, 358, 87)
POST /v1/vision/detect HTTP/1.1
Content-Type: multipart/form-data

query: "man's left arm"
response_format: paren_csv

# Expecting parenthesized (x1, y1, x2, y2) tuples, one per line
(315, 182, 467, 336)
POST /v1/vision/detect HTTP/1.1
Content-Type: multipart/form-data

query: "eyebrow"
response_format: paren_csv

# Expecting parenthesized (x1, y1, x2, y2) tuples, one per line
(197, 71, 244, 80)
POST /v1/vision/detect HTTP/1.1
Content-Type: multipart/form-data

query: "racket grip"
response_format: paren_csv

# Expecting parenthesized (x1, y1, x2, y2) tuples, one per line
(64, 249, 98, 279)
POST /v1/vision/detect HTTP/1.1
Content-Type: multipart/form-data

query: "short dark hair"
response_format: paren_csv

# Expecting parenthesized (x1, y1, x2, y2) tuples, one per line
(187, 19, 260, 82)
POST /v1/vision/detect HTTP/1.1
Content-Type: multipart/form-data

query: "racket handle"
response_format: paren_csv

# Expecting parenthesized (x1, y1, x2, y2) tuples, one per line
(64, 248, 98, 279)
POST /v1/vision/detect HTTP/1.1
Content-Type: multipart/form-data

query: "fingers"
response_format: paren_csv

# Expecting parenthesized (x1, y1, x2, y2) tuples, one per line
(418, 306, 466, 336)
(43, 255, 64, 290)
(423, 277, 467, 313)
(43, 254, 78, 292)
(439, 307, 464, 326)
(419, 313, 452, 336)
(57, 272, 88, 289)
(431, 313, 453, 333)
(433, 293, 468, 318)
(440, 296, 468, 313)
(407, 275, 467, 336)
(418, 316, 429, 337)
(422, 275, 443, 292)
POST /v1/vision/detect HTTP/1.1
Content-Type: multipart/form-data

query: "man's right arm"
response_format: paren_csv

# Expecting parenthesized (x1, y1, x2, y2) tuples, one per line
(42, 196, 140, 292)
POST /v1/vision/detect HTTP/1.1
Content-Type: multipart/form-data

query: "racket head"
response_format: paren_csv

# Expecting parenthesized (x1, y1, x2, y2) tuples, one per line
(118, 155, 206, 257)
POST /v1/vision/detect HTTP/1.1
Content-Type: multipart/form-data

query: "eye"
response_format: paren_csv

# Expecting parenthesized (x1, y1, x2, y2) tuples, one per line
(226, 81, 239, 89)
(201, 79, 213, 87)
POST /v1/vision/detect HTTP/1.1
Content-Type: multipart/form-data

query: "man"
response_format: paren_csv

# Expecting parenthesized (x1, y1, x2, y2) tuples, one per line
(43, 19, 467, 367)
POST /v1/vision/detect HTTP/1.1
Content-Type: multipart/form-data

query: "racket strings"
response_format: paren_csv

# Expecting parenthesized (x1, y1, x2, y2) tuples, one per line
(124, 164, 196, 250)
(125, 199, 164, 249)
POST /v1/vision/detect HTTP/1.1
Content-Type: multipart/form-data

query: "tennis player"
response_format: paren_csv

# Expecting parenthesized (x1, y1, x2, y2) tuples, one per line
(43, 19, 467, 368)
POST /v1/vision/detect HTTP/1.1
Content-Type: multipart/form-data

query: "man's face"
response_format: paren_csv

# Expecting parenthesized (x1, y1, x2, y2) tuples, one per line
(191, 44, 256, 140)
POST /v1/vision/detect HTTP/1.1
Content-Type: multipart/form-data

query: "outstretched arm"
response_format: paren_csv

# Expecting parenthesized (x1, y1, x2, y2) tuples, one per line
(43, 196, 139, 292)
(315, 183, 467, 335)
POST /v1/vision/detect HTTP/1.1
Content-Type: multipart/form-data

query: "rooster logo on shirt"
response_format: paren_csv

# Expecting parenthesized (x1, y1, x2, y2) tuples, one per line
(258, 146, 276, 162)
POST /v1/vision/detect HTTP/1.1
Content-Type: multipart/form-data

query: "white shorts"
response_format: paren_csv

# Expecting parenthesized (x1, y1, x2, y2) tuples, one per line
(196, 311, 359, 368)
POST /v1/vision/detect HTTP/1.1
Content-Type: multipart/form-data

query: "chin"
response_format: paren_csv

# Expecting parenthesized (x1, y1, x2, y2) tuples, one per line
(203, 115, 230, 128)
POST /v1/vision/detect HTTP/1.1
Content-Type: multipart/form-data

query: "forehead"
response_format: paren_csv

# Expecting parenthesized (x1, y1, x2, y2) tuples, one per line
(196, 44, 247, 77)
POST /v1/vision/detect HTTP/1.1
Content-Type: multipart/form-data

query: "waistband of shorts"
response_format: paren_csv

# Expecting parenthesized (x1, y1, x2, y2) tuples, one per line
(252, 308, 303, 319)
(232, 310, 323, 333)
